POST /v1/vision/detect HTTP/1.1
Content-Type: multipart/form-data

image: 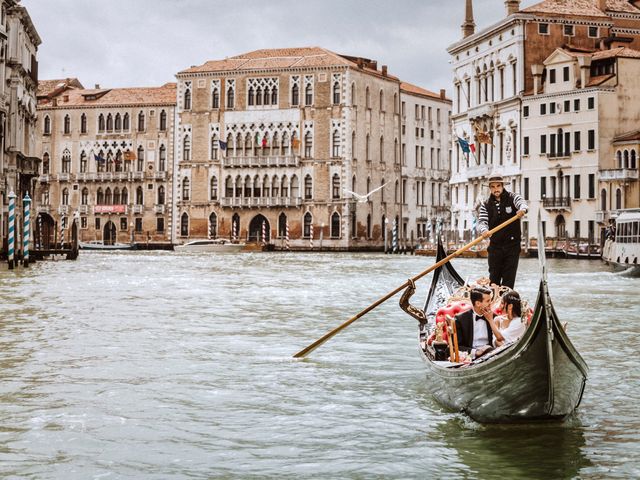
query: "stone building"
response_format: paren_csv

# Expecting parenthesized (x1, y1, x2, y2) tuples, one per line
(399, 82, 451, 244)
(35, 81, 176, 246)
(522, 42, 640, 243)
(175, 47, 450, 250)
(0, 0, 40, 255)
(448, 0, 640, 241)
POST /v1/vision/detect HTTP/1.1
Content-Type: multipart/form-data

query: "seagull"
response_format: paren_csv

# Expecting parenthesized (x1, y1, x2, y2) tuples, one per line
(344, 181, 390, 203)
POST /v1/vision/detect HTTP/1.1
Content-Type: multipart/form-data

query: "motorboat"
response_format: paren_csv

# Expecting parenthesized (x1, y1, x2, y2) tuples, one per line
(174, 238, 245, 253)
(80, 240, 135, 251)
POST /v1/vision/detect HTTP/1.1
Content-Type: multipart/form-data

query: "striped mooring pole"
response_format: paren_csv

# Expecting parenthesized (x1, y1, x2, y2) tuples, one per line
(309, 223, 314, 249)
(285, 221, 290, 250)
(37, 213, 43, 249)
(60, 217, 65, 248)
(23, 193, 31, 267)
(261, 220, 266, 245)
(392, 218, 398, 253)
(8, 191, 16, 269)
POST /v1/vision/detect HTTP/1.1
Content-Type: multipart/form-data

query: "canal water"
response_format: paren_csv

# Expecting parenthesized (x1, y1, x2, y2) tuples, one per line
(0, 252, 639, 479)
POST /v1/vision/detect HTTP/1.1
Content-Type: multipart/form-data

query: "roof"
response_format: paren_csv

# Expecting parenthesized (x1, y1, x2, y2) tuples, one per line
(37, 78, 84, 98)
(522, 0, 640, 17)
(585, 73, 616, 86)
(400, 82, 450, 102)
(178, 46, 399, 81)
(613, 130, 640, 142)
(38, 82, 177, 109)
(592, 46, 640, 59)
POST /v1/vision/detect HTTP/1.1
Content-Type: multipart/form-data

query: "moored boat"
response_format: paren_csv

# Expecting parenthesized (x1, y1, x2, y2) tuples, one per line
(417, 242, 588, 423)
(80, 240, 135, 251)
(602, 209, 640, 276)
(175, 238, 245, 253)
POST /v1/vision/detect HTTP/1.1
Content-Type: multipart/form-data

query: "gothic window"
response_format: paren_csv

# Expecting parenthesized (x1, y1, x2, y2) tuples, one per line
(211, 135, 219, 160)
(182, 177, 190, 200)
(209, 212, 217, 238)
(184, 88, 191, 110)
(62, 149, 71, 173)
(210, 176, 218, 200)
(136, 186, 144, 204)
(97, 188, 104, 205)
(62, 188, 69, 205)
(44, 115, 51, 134)
(248, 87, 255, 106)
(105, 187, 112, 205)
(123, 113, 130, 131)
(183, 135, 191, 161)
(291, 83, 299, 106)
(225, 176, 233, 197)
(303, 212, 312, 238)
(332, 130, 341, 157)
(157, 186, 165, 205)
(138, 111, 145, 131)
(106, 113, 113, 131)
(212, 88, 220, 109)
(271, 86, 278, 105)
(332, 173, 340, 199)
(380, 136, 384, 163)
(80, 151, 87, 173)
(256, 86, 262, 106)
(115, 113, 121, 131)
(81, 187, 88, 205)
(64, 114, 71, 134)
(159, 110, 167, 131)
(278, 212, 287, 237)
(98, 114, 105, 132)
(331, 212, 340, 238)
(366, 134, 370, 160)
(113, 188, 120, 205)
(227, 85, 235, 109)
(181, 213, 189, 236)
(262, 86, 269, 105)
(305, 83, 313, 106)
(159, 145, 166, 171)
(333, 81, 340, 104)
(121, 188, 128, 204)
(304, 174, 312, 200)
(137, 146, 145, 171)
(43, 152, 49, 174)
(304, 131, 312, 158)
(80, 114, 87, 134)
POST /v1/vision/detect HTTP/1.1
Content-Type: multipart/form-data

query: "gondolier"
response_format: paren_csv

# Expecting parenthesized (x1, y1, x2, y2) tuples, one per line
(478, 174, 527, 289)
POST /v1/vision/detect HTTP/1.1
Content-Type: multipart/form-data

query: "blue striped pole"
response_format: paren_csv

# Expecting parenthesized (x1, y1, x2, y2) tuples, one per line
(23, 193, 31, 267)
(8, 191, 15, 269)
(392, 218, 398, 253)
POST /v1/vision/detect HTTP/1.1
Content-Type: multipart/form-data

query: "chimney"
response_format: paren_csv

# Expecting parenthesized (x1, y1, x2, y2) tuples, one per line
(440, 89, 446, 100)
(598, 0, 607, 11)
(370, 60, 378, 70)
(462, 0, 475, 38)
(357, 58, 364, 69)
(577, 56, 592, 89)
(505, 0, 520, 15)
(531, 64, 544, 95)
(382, 65, 388, 76)
(94, 83, 100, 89)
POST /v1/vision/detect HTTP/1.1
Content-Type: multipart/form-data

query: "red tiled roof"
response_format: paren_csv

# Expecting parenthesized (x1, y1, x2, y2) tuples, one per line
(400, 82, 449, 101)
(586, 73, 616, 86)
(613, 130, 640, 142)
(38, 82, 177, 108)
(522, 0, 640, 17)
(592, 46, 640, 59)
(37, 78, 84, 98)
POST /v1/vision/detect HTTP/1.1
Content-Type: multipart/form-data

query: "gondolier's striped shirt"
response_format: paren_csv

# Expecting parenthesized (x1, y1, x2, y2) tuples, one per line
(477, 192, 527, 234)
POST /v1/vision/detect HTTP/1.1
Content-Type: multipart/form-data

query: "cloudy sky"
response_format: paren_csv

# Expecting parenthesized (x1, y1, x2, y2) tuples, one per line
(25, 0, 537, 94)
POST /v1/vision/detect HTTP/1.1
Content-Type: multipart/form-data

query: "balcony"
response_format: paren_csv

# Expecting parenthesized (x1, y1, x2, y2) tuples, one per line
(221, 155, 301, 168)
(79, 204, 89, 214)
(219, 196, 302, 208)
(131, 172, 145, 181)
(38, 204, 51, 213)
(58, 205, 69, 215)
(133, 204, 144, 214)
(599, 168, 639, 182)
(39, 174, 50, 183)
(114, 172, 129, 181)
(466, 163, 491, 179)
(154, 171, 167, 181)
(154, 204, 166, 214)
(547, 152, 571, 160)
(94, 205, 128, 214)
(466, 103, 496, 120)
(542, 196, 571, 210)
(595, 210, 609, 224)
(428, 169, 450, 182)
(58, 172, 70, 182)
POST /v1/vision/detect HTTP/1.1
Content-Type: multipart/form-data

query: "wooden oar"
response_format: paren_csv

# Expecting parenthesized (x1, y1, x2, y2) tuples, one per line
(292, 212, 524, 358)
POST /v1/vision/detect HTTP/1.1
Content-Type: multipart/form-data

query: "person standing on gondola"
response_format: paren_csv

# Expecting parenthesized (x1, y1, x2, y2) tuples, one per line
(478, 174, 527, 289)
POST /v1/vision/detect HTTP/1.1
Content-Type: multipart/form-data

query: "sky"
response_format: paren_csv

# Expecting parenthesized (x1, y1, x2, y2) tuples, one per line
(24, 0, 538, 94)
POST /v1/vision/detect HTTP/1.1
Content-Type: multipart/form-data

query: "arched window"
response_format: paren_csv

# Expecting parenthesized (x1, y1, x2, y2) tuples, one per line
(271, 86, 278, 105)
(617, 150, 622, 168)
(227, 86, 235, 108)
(291, 175, 300, 198)
(184, 88, 191, 110)
(248, 87, 255, 106)
(600, 188, 607, 211)
(333, 81, 340, 104)
(209, 212, 217, 238)
(278, 212, 287, 237)
(331, 212, 340, 238)
(367, 176, 371, 194)
(121, 188, 128, 205)
(81, 187, 89, 205)
(211, 135, 219, 160)
(380, 136, 384, 163)
(136, 186, 144, 204)
(64, 114, 71, 134)
(182, 177, 190, 200)
(183, 135, 191, 161)
(106, 113, 113, 131)
(304, 131, 313, 158)
(115, 113, 121, 131)
(272, 176, 280, 198)
(291, 84, 299, 106)
(616, 188, 622, 210)
(138, 111, 145, 131)
(97, 188, 104, 205)
(212, 88, 219, 109)
(332, 173, 341, 199)
(304, 174, 313, 200)
(352, 175, 356, 192)
(304, 84, 312, 106)
(395, 180, 399, 203)
(44, 115, 51, 134)
(137, 146, 145, 171)
(211, 176, 218, 200)
(61, 149, 71, 173)
(624, 150, 630, 169)
(181, 213, 189, 236)
(557, 128, 563, 156)
(159, 145, 166, 171)
(80, 113, 87, 133)
(366, 214, 372, 239)
(159, 110, 167, 131)
(42, 152, 50, 174)
(62, 188, 69, 205)
(380, 178, 386, 203)
(98, 114, 105, 132)
(332, 130, 341, 157)
(123, 113, 130, 131)
(256, 86, 263, 106)
(632, 150, 637, 169)
(105, 187, 112, 205)
(281, 175, 289, 197)
(366, 134, 370, 160)
(113, 187, 120, 205)
(262, 86, 269, 105)
(303, 212, 312, 237)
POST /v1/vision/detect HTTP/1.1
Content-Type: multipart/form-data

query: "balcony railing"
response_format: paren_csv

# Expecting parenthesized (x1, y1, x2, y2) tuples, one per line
(79, 204, 89, 214)
(154, 204, 166, 214)
(219, 196, 302, 208)
(154, 171, 167, 180)
(547, 152, 571, 160)
(131, 172, 145, 181)
(58, 205, 70, 215)
(39, 174, 50, 183)
(38, 204, 51, 213)
(595, 210, 608, 223)
(133, 204, 144, 214)
(58, 172, 70, 182)
(599, 168, 639, 181)
(221, 155, 301, 168)
(542, 197, 571, 210)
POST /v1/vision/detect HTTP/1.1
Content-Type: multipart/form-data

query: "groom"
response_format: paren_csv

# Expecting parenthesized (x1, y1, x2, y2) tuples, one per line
(455, 286, 494, 359)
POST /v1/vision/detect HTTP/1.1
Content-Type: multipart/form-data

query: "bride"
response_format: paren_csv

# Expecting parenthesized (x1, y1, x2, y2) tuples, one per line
(491, 291, 527, 347)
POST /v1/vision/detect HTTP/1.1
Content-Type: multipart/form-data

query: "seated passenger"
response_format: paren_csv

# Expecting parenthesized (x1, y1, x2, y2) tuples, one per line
(492, 291, 526, 347)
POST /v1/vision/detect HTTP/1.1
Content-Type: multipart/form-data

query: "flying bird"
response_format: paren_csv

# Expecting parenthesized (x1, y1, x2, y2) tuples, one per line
(344, 181, 390, 203)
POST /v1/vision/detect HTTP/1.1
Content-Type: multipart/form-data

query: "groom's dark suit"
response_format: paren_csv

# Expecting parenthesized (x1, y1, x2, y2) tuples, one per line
(454, 309, 493, 353)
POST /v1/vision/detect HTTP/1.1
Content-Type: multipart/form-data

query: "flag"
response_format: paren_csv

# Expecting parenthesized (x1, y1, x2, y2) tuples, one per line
(94, 153, 105, 163)
(457, 137, 470, 154)
(470, 143, 476, 154)
(219, 140, 227, 151)
(255, 132, 260, 144)
(123, 151, 136, 161)
(292, 138, 301, 149)
(261, 136, 267, 148)
(475, 130, 493, 145)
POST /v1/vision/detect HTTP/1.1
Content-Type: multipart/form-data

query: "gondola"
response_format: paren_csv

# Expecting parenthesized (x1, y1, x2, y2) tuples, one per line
(418, 241, 588, 423)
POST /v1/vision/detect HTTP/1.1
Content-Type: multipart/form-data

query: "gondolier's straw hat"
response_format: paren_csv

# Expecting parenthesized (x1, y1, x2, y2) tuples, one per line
(487, 174, 505, 185)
